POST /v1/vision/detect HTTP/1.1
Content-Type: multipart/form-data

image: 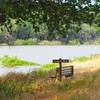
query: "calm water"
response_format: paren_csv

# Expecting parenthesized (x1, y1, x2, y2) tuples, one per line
(0, 45, 100, 75)
(0, 66, 40, 76)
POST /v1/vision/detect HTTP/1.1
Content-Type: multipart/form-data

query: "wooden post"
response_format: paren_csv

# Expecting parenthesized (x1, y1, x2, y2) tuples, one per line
(59, 58, 62, 81)
(72, 66, 74, 78)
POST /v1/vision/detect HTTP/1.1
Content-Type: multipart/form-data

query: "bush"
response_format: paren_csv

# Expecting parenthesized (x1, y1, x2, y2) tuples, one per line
(24, 39, 34, 45)
(15, 39, 25, 45)
(15, 38, 38, 45)
(0, 55, 37, 67)
(68, 39, 79, 45)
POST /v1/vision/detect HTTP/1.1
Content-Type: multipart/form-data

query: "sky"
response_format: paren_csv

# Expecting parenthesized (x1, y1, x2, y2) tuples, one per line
(62, 0, 96, 4)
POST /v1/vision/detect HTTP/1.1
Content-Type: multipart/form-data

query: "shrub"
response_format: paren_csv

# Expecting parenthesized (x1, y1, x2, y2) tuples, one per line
(15, 38, 38, 45)
(14, 39, 25, 45)
(23, 39, 34, 45)
(68, 39, 79, 45)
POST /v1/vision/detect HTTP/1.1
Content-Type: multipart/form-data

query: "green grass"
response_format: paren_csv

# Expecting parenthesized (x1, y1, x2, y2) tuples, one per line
(68, 39, 79, 45)
(15, 38, 38, 45)
(15, 39, 63, 45)
(0, 55, 38, 67)
(84, 38, 100, 45)
(41, 63, 57, 70)
(38, 40, 62, 45)
(72, 56, 91, 62)
(72, 54, 100, 62)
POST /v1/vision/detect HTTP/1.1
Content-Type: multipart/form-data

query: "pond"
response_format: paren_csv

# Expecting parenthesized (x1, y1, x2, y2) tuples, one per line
(0, 45, 100, 75)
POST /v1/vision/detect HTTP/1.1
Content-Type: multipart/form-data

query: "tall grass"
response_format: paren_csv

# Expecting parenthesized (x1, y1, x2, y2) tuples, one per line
(0, 54, 100, 99)
(0, 69, 100, 100)
(72, 54, 100, 62)
(0, 73, 36, 100)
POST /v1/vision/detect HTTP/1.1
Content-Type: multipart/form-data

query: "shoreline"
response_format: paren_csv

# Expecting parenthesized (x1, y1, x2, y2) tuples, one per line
(0, 54, 100, 77)
(0, 65, 40, 76)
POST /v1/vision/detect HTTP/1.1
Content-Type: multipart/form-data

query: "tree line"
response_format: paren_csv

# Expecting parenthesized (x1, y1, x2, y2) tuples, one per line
(0, 0, 100, 45)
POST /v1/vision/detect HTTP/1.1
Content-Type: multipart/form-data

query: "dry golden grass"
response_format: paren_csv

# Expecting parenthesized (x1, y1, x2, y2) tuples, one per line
(0, 54, 100, 100)
(73, 57, 100, 74)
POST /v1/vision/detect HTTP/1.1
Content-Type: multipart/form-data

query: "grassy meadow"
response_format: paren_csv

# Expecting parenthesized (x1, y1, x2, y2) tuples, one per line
(0, 54, 100, 100)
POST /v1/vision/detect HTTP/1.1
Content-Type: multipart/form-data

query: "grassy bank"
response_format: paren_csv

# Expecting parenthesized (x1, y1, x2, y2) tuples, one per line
(0, 68, 100, 100)
(14, 39, 63, 45)
(0, 54, 99, 68)
(71, 54, 100, 62)
(72, 56, 91, 62)
(0, 55, 38, 67)
(14, 38, 100, 45)
(14, 39, 38, 45)
(1, 38, 100, 46)
(0, 54, 100, 99)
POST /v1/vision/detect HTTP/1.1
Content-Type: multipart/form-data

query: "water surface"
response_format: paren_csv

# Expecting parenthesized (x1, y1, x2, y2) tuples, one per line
(0, 45, 100, 75)
(0, 45, 100, 64)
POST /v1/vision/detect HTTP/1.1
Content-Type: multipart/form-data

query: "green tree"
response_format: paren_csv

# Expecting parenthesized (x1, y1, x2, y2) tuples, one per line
(0, 0, 99, 45)
(94, 13, 100, 27)
(0, 0, 99, 30)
